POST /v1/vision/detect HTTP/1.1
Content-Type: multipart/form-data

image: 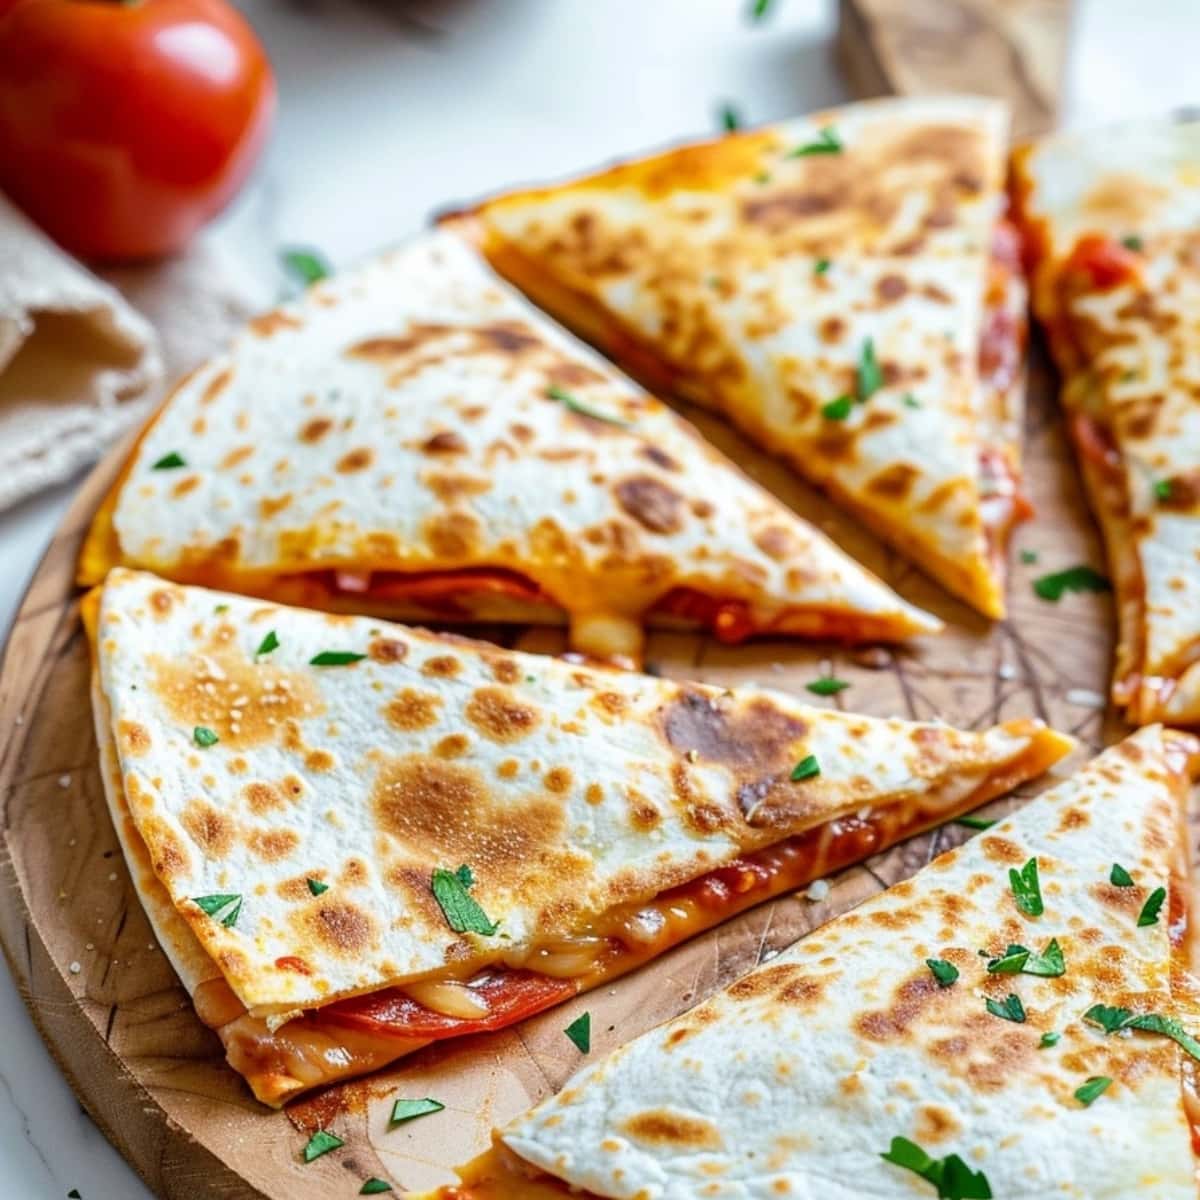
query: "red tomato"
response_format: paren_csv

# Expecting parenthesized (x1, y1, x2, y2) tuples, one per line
(319, 971, 578, 1041)
(1064, 233, 1141, 291)
(0, 0, 276, 261)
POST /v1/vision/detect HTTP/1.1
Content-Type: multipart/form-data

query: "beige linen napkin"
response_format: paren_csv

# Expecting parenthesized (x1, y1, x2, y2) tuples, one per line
(0, 194, 162, 511)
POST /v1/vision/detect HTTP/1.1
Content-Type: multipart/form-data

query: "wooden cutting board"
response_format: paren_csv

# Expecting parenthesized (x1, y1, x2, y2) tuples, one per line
(0, 6, 1124, 1199)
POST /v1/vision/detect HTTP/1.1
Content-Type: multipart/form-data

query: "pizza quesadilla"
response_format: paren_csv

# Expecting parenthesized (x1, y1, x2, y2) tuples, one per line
(1011, 116, 1200, 726)
(77, 230, 938, 665)
(85, 568, 1070, 1106)
(453, 95, 1030, 619)
(432, 725, 1199, 1200)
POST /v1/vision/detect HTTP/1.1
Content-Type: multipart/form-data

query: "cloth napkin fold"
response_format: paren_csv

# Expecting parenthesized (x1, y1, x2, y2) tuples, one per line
(0, 193, 162, 511)
(0, 190, 276, 512)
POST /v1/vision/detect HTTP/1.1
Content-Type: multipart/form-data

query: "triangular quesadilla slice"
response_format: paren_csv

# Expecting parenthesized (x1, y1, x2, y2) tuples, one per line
(453, 95, 1030, 619)
(433, 725, 1199, 1200)
(85, 568, 1070, 1106)
(77, 230, 937, 665)
(1011, 116, 1200, 725)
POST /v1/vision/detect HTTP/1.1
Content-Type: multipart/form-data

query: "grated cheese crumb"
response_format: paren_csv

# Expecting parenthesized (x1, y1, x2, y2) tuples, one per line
(805, 879, 831, 902)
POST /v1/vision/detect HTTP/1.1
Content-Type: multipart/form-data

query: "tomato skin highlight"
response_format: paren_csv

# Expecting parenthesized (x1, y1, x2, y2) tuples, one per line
(0, 0, 276, 261)
(318, 971, 578, 1041)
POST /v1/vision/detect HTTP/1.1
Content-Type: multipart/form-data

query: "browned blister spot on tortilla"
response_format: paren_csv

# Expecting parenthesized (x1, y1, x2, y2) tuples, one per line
(304, 749, 335, 772)
(171, 475, 201, 499)
(150, 644, 321, 751)
(422, 654, 462, 678)
(299, 417, 333, 444)
(465, 686, 540, 742)
(980, 835, 1024, 864)
(754, 524, 799, 561)
(248, 828, 300, 862)
(181, 799, 235, 860)
(614, 475, 685, 534)
(422, 430, 467, 455)
(855, 972, 949, 1042)
(248, 310, 302, 337)
(220, 445, 254, 469)
(367, 637, 407, 664)
(140, 815, 190, 881)
(372, 756, 573, 895)
(200, 366, 234, 405)
(915, 1104, 961, 1144)
(435, 733, 470, 759)
(118, 720, 151, 756)
(336, 447, 374, 473)
(295, 900, 376, 959)
(627, 789, 662, 831)
(385, 687, 443, 731)
(423, 510, 481, 558)
(543, 766, 572, 794)
(149, 588, 176, 617)
(876, 274, 909, 304)
(421, 470, 491, 503)
(866, 462, 920, 501)
(244, 781, 283, 815)
(622, 1109, 723, 1151)
(259, 493, 293, 519)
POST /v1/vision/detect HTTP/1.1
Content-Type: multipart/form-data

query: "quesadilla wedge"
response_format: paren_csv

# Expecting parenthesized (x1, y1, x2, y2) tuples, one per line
(1011, 116, 1200, 726)
(452, 95, 1030, 619)
(77, 230, 938, 665)
(430, 725, 1199, 1200)
(85, 568, 1070, 1107)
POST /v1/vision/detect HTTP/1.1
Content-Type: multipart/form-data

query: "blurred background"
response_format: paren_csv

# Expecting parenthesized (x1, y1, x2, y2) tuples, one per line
(0, 1, 1196, 1196)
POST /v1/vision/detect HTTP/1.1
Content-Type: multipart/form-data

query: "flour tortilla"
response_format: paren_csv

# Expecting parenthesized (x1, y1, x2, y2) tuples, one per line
(490, 726, 1197, 1199)
(459, 95, 1027, 618)
(78, 229, 938, 662)
(90, 568, 1070, 1024)
(1012, 114, 1200, 725)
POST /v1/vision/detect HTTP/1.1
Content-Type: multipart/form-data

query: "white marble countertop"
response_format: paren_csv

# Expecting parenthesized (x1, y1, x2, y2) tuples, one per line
(0, 1, 1196, 1195)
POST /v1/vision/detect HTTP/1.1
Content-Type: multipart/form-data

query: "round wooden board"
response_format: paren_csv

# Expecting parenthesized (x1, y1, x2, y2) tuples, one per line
(0, 352, 1136, 1199)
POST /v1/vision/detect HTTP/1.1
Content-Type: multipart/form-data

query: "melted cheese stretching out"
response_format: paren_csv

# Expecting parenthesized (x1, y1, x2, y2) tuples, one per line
(86, 571, 1070, 1105)
(77, 229, 940, 664)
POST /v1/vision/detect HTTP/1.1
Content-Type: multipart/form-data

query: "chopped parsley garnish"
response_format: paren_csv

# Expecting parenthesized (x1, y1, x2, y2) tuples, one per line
(255, 630, 279, 657)
(790, 754, 821, 781)
(821, 395, 855, 421)
(431, 865, 498, 935)
(1138, 886, 1167, 927)
(956, 815, 996, 831)
(214, 603, 229, 614)
(151, 452, 186, 470)
(1084, 1003, 1133, 1034)
(926, 958, 959, 987)
(281, 246, 331, 286)
(1039, 1031, 1061, 1048)
(546, 384, 630, 428)
(902, 392, 920, 408)
(192, 893, 242, 928)
(1154, 478, 1174, 502)
(1084, 1004, 1200, 1060)
(302, 1128, 343, 1162)
(857, 337, 883, 401)
(754, 170, 771, 184)
(360, 1181, 394, 1195)
(1074, 1076, 1112, 1106)
(1020, 549, 1038, 564)
(814, 257, 832, 275)
(789, 125, 842, 157)
(1009, 857, 1044, 917)
(720, 103, 742, 132)
(565, 1011, 591, 1052)
(193, 725, 219, 748)
(985, 993, 1026, 1023)
(390, 1097, 445, 1125)
(806, 677, 850, 696)
(749, 0, 773, 19)
(1110, 863, 1134, 887)
(986, 938, 1063, 978)
(1124, 1012, 1200, 1061)
(306, 877, 329, 896)
(1120, 234, 1143, 252)
(1033, 565, 1111, 602)
(881, 1136, 992, 1199)
(309, 650, 366, 666)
